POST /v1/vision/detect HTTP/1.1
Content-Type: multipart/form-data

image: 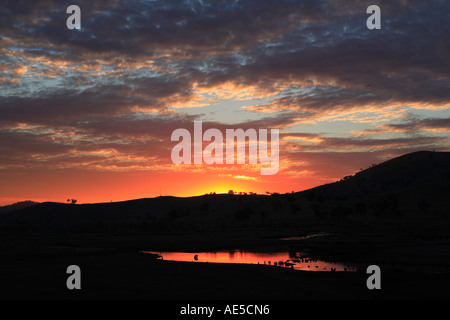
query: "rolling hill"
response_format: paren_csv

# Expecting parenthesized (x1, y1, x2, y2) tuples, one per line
(307, 151, 450, 198)
(0, 151, 449, 235)
(0, 200, 39, 215)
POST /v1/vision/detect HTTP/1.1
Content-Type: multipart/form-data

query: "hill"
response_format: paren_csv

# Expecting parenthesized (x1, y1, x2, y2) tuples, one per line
(1, 151, 450, 285)
(307, 151, 450, 198)
(0, 200, 39, 215)
(0, 151, 449, 235)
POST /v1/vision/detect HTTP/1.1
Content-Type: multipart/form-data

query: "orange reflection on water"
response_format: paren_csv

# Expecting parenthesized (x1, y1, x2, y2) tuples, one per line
(142, 250, 356, 272)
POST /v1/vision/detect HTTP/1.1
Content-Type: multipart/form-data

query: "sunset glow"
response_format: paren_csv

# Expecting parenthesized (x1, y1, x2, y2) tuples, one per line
(1, 1, 449, 205)
(142, 251, 355, 272)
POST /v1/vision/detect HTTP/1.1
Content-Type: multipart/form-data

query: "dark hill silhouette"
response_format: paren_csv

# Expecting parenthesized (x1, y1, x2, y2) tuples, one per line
(2, 151, 450, 300)
(0, 200, 39, 215)
(304, 151, 450, 200)
(0, 151, 449, 234)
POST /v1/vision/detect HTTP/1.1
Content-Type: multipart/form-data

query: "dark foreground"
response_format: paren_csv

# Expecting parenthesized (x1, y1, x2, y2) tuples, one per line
(1, 247, 449, 300)
(2, 152, 450, 300)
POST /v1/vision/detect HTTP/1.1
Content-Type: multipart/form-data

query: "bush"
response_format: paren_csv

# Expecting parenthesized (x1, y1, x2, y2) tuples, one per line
(234, 207, 255, 221)
(200, 201, 210, 212)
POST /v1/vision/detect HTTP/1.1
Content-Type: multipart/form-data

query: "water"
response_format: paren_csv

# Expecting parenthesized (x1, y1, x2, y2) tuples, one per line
(279, 232, 330, 241)
(141, 250, 357, 272)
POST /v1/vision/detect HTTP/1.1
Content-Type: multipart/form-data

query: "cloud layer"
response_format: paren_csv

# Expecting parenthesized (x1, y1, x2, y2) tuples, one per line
(1, 0, 449, 203)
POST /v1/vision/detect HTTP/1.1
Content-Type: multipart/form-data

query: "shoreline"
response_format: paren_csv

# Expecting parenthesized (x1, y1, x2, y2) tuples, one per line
(1, 244, 449, 300)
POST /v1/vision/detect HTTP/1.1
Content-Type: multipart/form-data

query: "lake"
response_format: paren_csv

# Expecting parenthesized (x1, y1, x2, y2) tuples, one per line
(141, 250, 357, 272)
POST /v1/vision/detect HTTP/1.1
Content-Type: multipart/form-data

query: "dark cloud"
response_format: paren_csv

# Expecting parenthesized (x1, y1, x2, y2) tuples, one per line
(1, 0, 449, 177)
(280, 144, 445, 181)
(282, 133, 448, 151)
(2, 0, 449, 113)
(355, 117, 450, 135)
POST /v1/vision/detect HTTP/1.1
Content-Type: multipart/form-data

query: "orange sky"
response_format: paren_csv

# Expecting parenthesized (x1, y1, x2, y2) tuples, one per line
(0, 163, 325, 205)
(1, 1, 449, 206)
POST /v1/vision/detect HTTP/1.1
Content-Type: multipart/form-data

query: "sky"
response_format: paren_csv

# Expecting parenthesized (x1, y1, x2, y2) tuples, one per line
(1, 0, 449, 205)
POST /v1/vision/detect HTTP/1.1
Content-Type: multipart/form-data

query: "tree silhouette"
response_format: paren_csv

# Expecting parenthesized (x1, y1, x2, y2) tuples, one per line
(355, 202, 367, 214)
(260, 210, 267, 223)
(417, 199, 431, 214)
(305, 191, 316, 202)
(287, 193, 296, 203)
(312, 203, 326, 218)
(168, 208, 179, 219)
(234, 207, 255, 221)
(331, 204, 350, 219)
(289, 202, 300, 215)
(373, 198, 389, 216)
(200, 201, 210, 212)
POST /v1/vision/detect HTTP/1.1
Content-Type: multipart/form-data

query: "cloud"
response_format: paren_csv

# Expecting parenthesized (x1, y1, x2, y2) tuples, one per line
(353, 117, 450, 135)
(1, 0, 449, 202)
(2, 0, 449, 118)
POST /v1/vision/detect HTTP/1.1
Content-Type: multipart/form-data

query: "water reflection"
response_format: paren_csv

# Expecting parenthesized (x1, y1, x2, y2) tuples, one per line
(279, 232, 330, 241)
(141, 250, 356, 272)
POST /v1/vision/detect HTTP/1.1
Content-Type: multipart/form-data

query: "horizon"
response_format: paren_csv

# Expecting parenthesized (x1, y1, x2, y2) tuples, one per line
(2, 149, 448, 207)
(1, 1, 450, 206)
